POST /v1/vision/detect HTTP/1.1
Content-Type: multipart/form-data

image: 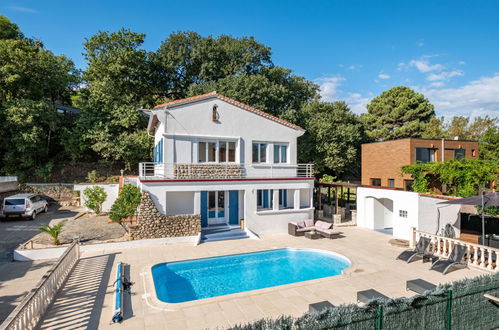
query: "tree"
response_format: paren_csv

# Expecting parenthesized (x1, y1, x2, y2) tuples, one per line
(151, 32, 273, 100)
(479, 126, 499, 163)
(39, 220, 66, 245)
(0, 14, 23, 40)
(109, 184, 142, 232)
(362, 86, 435, 141)
(83, 186, 107, 214)
(188, 66, 318, 118)
(298, 101, 367, 178)
(74, 29, 153, 168)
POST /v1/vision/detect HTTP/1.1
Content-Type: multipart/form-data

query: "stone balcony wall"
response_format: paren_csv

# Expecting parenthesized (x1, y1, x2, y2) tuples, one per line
(128, 192, 201, 240)
(174, 164, 243, 179)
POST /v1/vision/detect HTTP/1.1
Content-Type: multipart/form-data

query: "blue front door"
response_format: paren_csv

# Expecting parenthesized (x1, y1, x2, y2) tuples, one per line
(229, 190, 239, 225)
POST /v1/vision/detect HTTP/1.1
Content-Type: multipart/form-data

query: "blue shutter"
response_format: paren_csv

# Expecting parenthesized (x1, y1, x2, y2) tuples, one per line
(201, 191, 208, 227)
(263, 190, 269, 208)
(283, 189, 287, 207)
(159, 139, 163, 163)
(229, 191, 239, 225)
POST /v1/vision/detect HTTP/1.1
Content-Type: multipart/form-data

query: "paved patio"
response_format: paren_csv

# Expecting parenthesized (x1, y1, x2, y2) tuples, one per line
(40, 227, 485, 329)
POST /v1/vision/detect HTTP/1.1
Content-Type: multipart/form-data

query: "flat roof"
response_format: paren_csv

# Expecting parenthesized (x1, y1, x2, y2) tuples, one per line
(362, 137, 478, 145)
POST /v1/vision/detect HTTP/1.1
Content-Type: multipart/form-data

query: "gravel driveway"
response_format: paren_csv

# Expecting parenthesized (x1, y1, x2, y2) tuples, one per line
(0, 205, 80, 264)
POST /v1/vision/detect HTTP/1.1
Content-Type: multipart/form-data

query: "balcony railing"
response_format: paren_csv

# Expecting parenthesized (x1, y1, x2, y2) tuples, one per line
(138, 163, 314, 179)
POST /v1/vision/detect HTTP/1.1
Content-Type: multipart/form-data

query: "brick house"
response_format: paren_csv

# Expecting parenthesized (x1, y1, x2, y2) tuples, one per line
(361, 138, 479, 191)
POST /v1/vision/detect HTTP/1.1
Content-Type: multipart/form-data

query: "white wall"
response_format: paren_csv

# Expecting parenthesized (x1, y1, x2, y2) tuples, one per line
(357, 187, 419, 240)
(74, 184, 119, 212)
(140, 179, 314, 235)
(153, 98, 303, 169)
(418, 196, 461, 238)
(165, 191, 195, 215)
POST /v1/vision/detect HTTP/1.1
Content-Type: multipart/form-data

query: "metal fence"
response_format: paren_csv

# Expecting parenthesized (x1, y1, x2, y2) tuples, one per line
(231, 273, 499, 330)
(0, 241, 80, 330)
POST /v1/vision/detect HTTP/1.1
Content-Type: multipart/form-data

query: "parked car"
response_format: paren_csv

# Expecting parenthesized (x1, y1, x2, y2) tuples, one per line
(0, 194, 48, 220)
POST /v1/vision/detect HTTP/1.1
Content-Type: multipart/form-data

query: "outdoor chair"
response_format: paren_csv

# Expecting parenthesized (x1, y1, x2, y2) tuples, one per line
(288, 219, 315, 236)
(356, 289, 389, 304)
(430, 244, 468, 275)
(396, 237, 431, 263)
(406, 279, 437, 295)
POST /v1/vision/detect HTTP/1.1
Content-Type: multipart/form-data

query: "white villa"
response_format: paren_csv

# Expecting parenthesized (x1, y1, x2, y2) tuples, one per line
(138, 92, 314, 235)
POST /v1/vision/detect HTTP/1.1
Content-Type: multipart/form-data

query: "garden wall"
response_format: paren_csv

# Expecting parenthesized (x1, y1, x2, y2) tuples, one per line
(128, 192, 201, 240)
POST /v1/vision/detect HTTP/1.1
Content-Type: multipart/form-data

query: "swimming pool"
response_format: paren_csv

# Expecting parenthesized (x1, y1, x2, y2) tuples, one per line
(151, 248, 350, 303)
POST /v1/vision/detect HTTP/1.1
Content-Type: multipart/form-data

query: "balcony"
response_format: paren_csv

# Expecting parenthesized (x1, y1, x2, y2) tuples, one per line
(138, 163, 314, 180)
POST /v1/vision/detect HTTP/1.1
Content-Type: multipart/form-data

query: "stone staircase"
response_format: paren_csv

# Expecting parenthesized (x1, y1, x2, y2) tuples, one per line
(200, 225, 250, 243)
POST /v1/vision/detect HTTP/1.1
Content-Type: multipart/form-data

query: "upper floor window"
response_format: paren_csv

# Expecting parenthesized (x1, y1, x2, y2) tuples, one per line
(454, 148, 465, 160)
(273, 144, 288, 164)
(199, 140, 235, 163)
(371, 178, 381, 186)
(252, 142, 267, 163)
(415, 147, 435, 163)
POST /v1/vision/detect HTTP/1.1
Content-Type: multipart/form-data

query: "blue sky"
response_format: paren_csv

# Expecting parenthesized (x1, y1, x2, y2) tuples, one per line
(3, 0, 499, 118)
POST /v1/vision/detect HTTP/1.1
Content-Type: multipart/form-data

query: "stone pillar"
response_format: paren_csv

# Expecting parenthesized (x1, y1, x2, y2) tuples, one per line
(273, 189, 280, 211)
(309, 188, 313, 208)
(294, 189, 300, 210)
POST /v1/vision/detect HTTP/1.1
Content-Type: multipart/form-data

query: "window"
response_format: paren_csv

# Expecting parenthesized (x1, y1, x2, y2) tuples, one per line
(256, 189, 287, 210)
(212, 104, 219, 121)
(454, 148, 466, 160)
(404, 180, 414, 191)
(399, 210, 408, 218)
(388, 179, 395, 188)
(273, 144, 288, 164)
(198, 142, 207, 162)
(472, 149, 476, 157)
(199, 140, 236, 163)
(371, 178, 381, 186)
(252, 143, 267, 163)
(416, 148, 435, 163)
(153, 138, 163, 163)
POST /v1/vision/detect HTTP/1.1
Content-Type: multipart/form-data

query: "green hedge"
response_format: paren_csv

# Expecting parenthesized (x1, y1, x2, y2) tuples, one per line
(230, 273, 499, 330)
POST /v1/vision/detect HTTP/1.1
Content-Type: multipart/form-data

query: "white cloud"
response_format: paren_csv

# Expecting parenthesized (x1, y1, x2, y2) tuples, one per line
(346, 64, 362, 71)
(458, 61, 466, 65)
(378, 73, 391, 79)
(6, 5, 38, 13)
(427, 70, 463, 81)
(429, 82, 445, 88)
(416, 41, 424, 47)
(316, 76, 346, 102)
(423, 73, 499, 117)
(345, 93, 371, 114)
(409, 59, 444, 73)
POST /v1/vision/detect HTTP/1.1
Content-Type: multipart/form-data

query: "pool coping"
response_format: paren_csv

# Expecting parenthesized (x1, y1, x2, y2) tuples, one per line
(141, 247, 357, 311)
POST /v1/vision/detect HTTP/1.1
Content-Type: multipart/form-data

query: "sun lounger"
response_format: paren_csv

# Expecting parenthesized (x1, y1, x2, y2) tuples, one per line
(309, 301, 335, 313)
(396, 237, 431, 263)
(357, 289, 389, 303)
(406, 279, 437, 294)
(430, 244, 467, 275)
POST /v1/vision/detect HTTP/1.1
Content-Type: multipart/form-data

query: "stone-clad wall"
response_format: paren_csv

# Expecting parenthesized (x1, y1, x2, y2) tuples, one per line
(128, 192, 200, 240)
(174, 164, 243, 179)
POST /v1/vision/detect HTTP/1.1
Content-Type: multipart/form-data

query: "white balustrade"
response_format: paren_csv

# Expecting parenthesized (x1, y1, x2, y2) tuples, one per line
(0, 241, 80, 330)
(412, 228, 498, 273)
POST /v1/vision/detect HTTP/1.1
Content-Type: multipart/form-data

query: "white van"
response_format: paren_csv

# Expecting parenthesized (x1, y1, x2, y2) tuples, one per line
(0, 194, 48, 220)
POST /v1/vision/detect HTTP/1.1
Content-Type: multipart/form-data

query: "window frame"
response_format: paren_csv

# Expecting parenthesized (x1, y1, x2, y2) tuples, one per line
(273, 144, 288, 164)
(371, 178, 381, 186)
(454, 148, 466, 161)
(198, 139, 237, 163)
(415, 147, 435, 163)
(252, 142, 268, 164)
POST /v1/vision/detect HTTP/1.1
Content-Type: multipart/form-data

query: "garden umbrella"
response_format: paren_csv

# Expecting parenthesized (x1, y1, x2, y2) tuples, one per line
(438, 192, 499, 245)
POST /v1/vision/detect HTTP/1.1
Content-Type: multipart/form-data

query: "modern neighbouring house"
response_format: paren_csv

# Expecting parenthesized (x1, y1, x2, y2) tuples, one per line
(138, 92, 314, 235)
(361, 138, 479, 191)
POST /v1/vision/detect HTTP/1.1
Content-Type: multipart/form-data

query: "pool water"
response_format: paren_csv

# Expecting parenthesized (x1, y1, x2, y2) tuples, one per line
(151, 248, 350, 303)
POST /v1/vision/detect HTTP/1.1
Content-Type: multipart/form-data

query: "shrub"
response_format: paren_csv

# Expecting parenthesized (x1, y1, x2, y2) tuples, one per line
(39, 220, 66, 245)
(86, 170, 99, 183)
(83, 186, 107, 213)
(109, 184, 141, 231)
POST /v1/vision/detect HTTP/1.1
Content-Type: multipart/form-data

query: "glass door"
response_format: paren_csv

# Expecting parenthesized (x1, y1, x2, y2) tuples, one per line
(208, 191, 226, 225)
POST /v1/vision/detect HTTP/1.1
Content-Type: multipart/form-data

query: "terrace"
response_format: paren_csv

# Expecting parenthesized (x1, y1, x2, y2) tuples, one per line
(33, 226, 485, 329)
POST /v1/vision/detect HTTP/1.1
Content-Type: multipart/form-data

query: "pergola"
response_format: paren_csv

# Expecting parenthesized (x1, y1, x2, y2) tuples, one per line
(315, 181, 360, 216)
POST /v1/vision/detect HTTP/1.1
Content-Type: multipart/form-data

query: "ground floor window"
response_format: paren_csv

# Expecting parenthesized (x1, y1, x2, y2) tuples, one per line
(257, 189, 288, 210)
(371, 178, 381, 186)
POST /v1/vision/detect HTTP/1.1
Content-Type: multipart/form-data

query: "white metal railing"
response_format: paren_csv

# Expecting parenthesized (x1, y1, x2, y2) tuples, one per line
(138, 162, 314, 179)
(411, 228, 498, 272)
(0, 241, 80, 330)
(0, 176, 17, 182)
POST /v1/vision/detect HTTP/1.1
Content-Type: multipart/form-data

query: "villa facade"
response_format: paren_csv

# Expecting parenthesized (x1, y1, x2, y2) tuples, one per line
(138, 92, 314, 235)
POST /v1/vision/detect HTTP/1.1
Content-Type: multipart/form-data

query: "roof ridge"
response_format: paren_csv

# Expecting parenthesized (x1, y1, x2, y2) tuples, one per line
(153, 92, 305, 131)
